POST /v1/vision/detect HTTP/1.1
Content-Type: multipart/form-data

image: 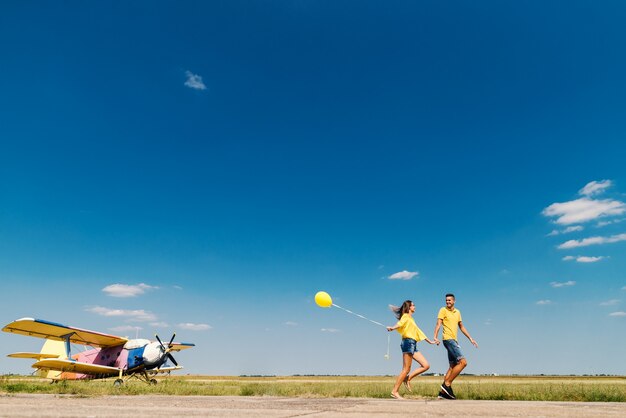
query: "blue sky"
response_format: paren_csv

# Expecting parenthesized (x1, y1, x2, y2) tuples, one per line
(1, 1, 625, 376)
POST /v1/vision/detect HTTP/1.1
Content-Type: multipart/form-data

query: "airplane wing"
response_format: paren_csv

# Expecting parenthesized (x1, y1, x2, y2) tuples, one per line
(2, 318, 128, 347)
(147, 366, 184, 375)
(169, 342, 195, 351)
(33, 359, 120, 376)
(8, 352, 60, 360)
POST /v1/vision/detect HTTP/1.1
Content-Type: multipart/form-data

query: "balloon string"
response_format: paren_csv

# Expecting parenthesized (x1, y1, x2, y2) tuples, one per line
(332, 304, 385, 327)
(387, 333, 390, 358)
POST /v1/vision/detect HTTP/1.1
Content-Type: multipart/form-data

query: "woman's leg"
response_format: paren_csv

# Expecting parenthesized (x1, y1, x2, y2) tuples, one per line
(391, 353, 412, 398)
(407, 351, 430, 383)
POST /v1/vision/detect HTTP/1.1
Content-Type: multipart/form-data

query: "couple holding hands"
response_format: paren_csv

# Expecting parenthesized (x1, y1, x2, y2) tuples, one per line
(386, 293, 478, 400)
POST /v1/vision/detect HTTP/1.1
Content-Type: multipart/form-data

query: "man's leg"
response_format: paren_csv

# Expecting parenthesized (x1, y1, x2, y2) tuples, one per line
(444, 358, 466, 386)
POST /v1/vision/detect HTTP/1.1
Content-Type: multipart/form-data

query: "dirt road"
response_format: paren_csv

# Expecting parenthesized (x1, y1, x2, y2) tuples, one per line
(1, 394, 625, 417)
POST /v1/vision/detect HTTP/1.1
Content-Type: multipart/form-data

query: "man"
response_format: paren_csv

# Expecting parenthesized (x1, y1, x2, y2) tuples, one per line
(433, 293, 478, 400)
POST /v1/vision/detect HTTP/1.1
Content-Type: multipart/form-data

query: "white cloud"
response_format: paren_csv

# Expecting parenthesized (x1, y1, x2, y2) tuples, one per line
(285, 321, 298, 326)
(86, 306, 157, 322)
(548, 226, 584, 236)
(102, 283, 158, 298)
(184, 70, 206, 90)
(558, 233, 626, 249)
(576, 256, 606, 263)
(109, 325, 142, 333)
(321, 328, 340, 333)
(609, 311, 626, 317)
(599, 299, 620, 306)
(597, 218, 626, 227)
(579, 180, 612, 196)
(562, 255, 607, 263)
(388, 270, 419, 280)
(536, 300, 552, 305)
(543, 198, 625, 225)
(150, 322, 169, 328)
(550, 281, 576, 288)
(177, 323, 212, 331)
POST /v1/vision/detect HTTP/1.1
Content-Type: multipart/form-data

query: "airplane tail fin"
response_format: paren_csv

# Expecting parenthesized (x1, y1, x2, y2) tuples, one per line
(37, 339, 68, 379)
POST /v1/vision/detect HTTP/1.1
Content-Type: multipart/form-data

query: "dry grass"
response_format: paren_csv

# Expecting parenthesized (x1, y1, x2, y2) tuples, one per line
(1, 374, 624, 402)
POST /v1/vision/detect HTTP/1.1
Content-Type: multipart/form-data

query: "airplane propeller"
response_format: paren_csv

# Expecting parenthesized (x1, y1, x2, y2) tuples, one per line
(155, 333, 179, 367)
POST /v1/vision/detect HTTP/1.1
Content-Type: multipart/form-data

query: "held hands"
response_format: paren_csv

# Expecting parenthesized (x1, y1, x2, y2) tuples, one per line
(426, 338, 440, 346)
(433, 338, 441, 345)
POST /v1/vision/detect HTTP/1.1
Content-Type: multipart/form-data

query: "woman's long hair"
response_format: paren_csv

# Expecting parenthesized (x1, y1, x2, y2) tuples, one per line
(390, 300, 413, 320)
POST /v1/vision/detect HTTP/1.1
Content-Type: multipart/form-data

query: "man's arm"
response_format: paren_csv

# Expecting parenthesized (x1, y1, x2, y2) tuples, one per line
(459, 321, 478, 348)
(433, 318, 443, 344)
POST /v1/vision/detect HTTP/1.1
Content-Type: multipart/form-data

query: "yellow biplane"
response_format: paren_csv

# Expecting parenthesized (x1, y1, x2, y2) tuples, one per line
(3, 317, 194, 386)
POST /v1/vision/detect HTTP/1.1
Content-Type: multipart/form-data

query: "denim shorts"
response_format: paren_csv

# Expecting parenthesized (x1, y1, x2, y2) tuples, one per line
(443, 339, 464, 365)
(400, 338, 418, 354)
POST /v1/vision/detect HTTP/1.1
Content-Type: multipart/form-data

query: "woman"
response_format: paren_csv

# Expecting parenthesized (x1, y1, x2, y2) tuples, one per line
(386, 300, 438, 399)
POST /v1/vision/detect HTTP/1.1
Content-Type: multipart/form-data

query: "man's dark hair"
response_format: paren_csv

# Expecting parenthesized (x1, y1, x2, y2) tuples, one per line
(445, 293, 455, 300)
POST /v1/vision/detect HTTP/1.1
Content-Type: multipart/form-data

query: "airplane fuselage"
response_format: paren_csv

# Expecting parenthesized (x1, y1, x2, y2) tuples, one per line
(63, 339, 167, 379)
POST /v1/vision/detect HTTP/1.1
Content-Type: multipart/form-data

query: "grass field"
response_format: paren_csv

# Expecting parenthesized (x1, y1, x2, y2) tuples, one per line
(1, 375, 625, 402)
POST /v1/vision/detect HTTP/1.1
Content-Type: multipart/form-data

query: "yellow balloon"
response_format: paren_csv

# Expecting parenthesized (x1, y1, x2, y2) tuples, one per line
(315, 291, 332, 308)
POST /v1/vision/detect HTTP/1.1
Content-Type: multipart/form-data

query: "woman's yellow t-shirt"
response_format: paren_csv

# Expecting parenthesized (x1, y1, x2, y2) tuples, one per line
(395, 313, 427, 342)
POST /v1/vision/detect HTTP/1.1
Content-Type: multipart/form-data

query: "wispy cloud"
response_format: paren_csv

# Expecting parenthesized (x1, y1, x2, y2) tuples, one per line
(388, 270, 419, 280)
(609, 311, 626, 317)
(599, 299, 620, 306)
(177, 323, 212, 331)
(285, 321, 298, 326)
(102, 283, 158, 298)
(579, 180, 612, 196)
(597, 218, 626, 227)
(558, 233, 626, 249)
(543, 198, 625, 225)
(547, 226, 584, 236)
(562, 255, 606, 263)
(577, 256, 607, 263)
(184, 70, 207, 90)
(536, 300, 552, 305)
(86, 306, 157, 322)
(550, 281, 576, 288)
(321, 328, 340, 333)
(109, 325, 142, 333)
(150, 322, 169, 328)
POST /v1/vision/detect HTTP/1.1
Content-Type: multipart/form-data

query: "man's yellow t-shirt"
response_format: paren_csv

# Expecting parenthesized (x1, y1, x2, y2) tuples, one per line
(438, 307, 462, 341)
(395, 313, 427, 342)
